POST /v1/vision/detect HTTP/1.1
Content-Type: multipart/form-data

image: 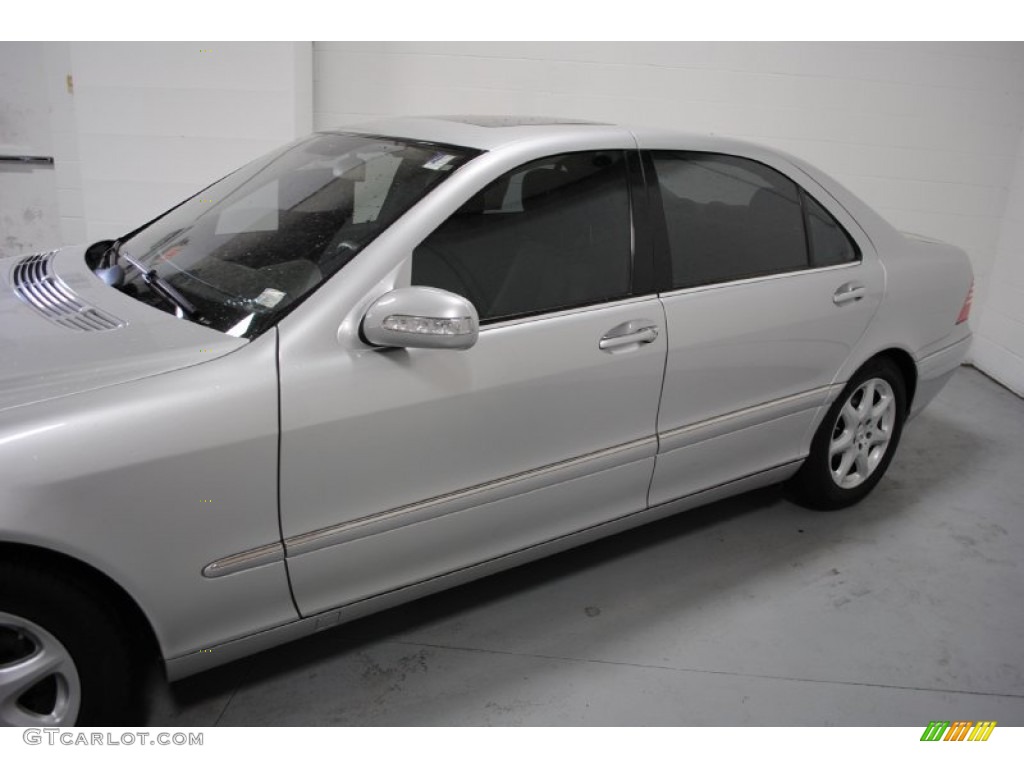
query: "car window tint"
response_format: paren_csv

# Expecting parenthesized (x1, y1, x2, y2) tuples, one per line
(652, 152, 809, 288)
(803, 191, 859, 267)
(412, 151, 632, 322)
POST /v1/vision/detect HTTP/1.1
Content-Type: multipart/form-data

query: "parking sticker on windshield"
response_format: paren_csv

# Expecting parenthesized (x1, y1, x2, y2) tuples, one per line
(423, 153, 456, 171)
(254, 288, 286, 308)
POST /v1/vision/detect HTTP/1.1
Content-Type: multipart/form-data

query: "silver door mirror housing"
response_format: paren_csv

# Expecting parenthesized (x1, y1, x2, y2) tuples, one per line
(362, 286, 480, 350)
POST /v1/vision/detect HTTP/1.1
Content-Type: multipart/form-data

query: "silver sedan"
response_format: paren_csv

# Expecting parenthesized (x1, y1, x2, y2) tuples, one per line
(0, 116, 973, 725)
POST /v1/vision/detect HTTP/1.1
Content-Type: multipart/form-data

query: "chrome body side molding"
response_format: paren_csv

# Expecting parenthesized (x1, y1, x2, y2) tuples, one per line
(658, 385, 837, 453)
(284, 436, 657, 558)
(202, 542, 285, 579)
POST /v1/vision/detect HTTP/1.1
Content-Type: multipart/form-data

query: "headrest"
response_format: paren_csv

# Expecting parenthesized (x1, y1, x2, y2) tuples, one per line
(522, 168, 566, 210)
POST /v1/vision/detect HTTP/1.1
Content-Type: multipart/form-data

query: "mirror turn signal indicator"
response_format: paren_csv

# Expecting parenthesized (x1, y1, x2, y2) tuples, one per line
(382, 314, 475, 336)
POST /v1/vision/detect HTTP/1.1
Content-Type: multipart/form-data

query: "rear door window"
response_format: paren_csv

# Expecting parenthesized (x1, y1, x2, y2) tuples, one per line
(651, 152, 809, 288)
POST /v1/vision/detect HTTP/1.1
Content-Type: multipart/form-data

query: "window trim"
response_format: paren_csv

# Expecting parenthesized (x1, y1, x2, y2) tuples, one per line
(480, 293, 660, 332)
(657, 260, 861, 300)
(412, 148, 645, 327)
(644, 149, 863, 293)
(626, 148, 656, 297)
(640, 150, 673, 294)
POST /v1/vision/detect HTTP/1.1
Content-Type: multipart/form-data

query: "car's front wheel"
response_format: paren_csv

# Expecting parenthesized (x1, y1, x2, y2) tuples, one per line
(0, 559, 139, 726)
(788, 357, 907, 510)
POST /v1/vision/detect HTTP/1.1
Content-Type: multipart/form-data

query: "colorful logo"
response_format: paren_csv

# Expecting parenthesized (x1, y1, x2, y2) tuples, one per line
(920, 721, 996, 741)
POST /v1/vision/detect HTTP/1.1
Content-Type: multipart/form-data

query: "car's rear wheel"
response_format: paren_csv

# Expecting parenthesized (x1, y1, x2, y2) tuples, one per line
(0, 560, 139, 726)
(788, 357, 907, 510)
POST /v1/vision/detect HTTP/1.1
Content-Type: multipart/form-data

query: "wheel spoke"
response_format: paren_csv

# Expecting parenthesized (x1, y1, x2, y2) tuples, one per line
(842, 401, 859, 429)
(871, 393, 892, 421)
(835, 448, 856, 482)
(0, 647, 62, 705)
(854, 450, 871, 479)
(0, 648, 69, 727)
(0, 694, 73, 727)
(868, 427, 890, 447)
(858, 381, 875, 421)
(0, 615, 80, 727)
(830, 428, 854, 455)
(866, 446, 883, 474)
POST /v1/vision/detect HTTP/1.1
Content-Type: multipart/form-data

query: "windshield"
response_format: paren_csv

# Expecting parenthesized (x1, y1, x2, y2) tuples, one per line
(117, 132, 478, 338)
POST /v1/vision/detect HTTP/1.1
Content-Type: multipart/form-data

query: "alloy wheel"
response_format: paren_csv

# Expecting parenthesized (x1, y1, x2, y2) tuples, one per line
(828, 377, 897, 490)
(0, 611, 81, 726)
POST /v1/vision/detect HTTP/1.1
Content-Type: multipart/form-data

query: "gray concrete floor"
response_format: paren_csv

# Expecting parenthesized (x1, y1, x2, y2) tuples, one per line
(147, 366, 1024, 725)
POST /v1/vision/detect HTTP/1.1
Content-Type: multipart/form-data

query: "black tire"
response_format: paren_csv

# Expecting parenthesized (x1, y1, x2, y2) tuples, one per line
(787, 357, 907, 510)
(0, 558, 142, 726)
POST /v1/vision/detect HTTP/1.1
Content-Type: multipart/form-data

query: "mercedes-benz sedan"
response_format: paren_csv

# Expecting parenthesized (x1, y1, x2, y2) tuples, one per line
(0, 116, 973, 725)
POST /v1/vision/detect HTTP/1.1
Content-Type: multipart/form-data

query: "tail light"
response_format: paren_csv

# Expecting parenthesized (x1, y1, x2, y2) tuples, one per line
(956, 280, 974, 324)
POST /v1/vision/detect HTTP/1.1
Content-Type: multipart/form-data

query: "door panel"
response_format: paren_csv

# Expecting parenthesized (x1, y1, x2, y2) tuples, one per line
(279, 297, 667, 616)
(650, 411, 815, 508)
(279, 145, 669, 616)
(643, 149, 884, 505)
(288, 445, 655, 615)
(652, 265, 882, 505)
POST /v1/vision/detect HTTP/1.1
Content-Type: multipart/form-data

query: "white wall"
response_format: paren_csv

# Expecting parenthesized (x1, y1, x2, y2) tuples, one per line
(314, 41, 1024, 387)
(59, 42, 313, 244)
(3, 41, 313, 255)
(0, 42, 61, 258)
(973, 128, 1024, 395)
(1, 41, 312, 252)
(3, 42, 313, 256)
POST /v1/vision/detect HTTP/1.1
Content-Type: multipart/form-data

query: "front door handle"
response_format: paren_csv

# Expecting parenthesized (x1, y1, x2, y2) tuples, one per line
(833, 282, 866, 305)
(599, 320, 659, 351)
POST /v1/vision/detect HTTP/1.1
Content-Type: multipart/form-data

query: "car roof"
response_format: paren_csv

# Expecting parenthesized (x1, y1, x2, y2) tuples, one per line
(322, 115, 625, 151)
(324, 114, 784, 158)
(321, 114, 900, 253)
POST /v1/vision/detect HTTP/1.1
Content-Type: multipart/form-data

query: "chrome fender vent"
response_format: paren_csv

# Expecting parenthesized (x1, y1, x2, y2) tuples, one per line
(11, 251, 125, 331)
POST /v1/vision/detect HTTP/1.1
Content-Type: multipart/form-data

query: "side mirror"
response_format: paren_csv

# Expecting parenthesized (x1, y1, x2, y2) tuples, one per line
(362, 286, 480, 350)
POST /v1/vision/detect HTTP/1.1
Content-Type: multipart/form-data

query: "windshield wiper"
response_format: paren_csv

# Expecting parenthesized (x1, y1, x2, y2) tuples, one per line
(119, 251, 199, 320)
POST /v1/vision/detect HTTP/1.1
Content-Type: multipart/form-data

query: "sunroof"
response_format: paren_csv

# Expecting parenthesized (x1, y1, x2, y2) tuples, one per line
(430, 115, 609, 128)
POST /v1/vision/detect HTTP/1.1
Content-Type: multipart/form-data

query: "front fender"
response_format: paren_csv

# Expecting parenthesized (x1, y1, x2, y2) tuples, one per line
(0, 330, 297, 660)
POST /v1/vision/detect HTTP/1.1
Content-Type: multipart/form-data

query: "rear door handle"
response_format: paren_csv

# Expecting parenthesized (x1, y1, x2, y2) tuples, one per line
(599, 320, 659, 351)
(833, 282, 866, 305)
